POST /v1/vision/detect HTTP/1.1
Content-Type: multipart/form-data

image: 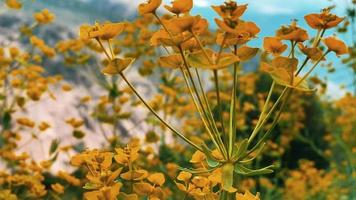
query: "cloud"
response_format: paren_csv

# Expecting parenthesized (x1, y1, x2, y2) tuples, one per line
(194, 0, 210, 7)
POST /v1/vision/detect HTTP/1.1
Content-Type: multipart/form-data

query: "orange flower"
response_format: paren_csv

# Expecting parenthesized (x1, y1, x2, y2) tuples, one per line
(164, 0, 193, 15)
(212, 2, 247, 20)
(5, 0, 22, 9)
(304, 8, 344, 29)
(276, 21, 309, 42)
(263, 37, 288, 56)
(79, 22, 125, 41)
(165, 15, 208, 35)
(215, 19, 260, 45)
(297, 43, 325, 61)
(33, 9, 55, 24)
(138, 0, 162, 15)
(323, 36, 348, 55)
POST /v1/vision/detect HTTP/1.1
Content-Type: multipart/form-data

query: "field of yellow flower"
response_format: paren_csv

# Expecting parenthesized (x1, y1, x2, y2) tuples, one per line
(0, 0, 355, 200)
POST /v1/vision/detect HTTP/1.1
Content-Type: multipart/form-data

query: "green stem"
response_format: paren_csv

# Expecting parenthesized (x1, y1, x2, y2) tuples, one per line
(247, 89, 292, 155)
(119, 73, 203, 152)
(178, 46, 227, 158)
(214, 69, 226, 140)
(228, 46, 238, 158)
(248, 87, 289, 144)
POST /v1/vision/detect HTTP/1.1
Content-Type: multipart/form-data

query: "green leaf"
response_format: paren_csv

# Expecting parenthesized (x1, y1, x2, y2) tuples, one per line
(49, 139, 60, 155)
(240, 142, 266, 164)
(232, 138, 249, 161)
(2, 111, 12, 130)
(73, 130, 85, 139)
(206, 157, 219, 168)
(234, 164, 274, 176)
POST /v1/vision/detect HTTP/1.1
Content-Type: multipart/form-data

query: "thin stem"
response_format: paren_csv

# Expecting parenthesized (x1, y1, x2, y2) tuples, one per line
(194, 68, 226, 154)
(191, 31, 213, 64)
(119, 73, 203, 152)
(180, 67, 221, 153)
(295, 51, 329, 86)
(247, 89, 292, 155)
(248, 87, 289, 144)
(213, 70, 226, 138)
(228, 46, 239, 158)
(95, 38, 111, 60)
(107, 39, 115, 58)
(179, 47, 227, 157)
(254, 82, 275, 128)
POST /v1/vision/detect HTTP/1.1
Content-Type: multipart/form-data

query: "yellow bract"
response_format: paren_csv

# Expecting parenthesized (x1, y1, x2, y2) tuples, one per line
(165, 15, 208, 35)
(188, 48, 240, 70)
(263, 37, 288, 56)
(79, 22, 125, 41)
(212, 2, 247, 21)
(236, 46, 259, 61)
(101, 58, 135, 75)
(276, 21, 309, 42)
(304, 8, 344, 30)
(298, 43, 325, 61)
(159, 54, 183, 69)
(147, 173, 165, 186)
(138, 0, 162, 15)
(323, 36, 349, 55)
(164, 0, 193, 15)
(236, 190, 260, 200)
(261, 56, 315, 92)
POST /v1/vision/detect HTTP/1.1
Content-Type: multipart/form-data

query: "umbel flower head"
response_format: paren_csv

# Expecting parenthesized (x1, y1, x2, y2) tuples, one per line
(276, 20, 309, 42)
(304, 7, 344, 30)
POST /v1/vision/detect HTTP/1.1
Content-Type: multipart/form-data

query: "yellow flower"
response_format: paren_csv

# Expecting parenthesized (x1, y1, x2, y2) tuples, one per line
(16, 117, 35, 128)
(159, 54, 184, 69)
(165, 15, 208, 35)
(51, 183, 64, 194)
(5, 0, 22, 10)
(276, 21, 309, 42)
(177, 171, 192, 183)
(187, 48, 240, 70)
(38, 121, 51, 131)
(101, 58, 135, 75)
(79, 22, 125, 41)
(33, 9, 55, 24)
(297, 43, 325, 61)
(148, 173, 165, 186)
(212, 2, 247, 20)
(236, 190, 260, 200)
(190, 150, 206, 163)
(138, 0, 162, 15)
(164, 0, 193, 15)
(263, 37, 288, 56)
(304, 8, 344, 30)
(323, 36, 348, 55)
